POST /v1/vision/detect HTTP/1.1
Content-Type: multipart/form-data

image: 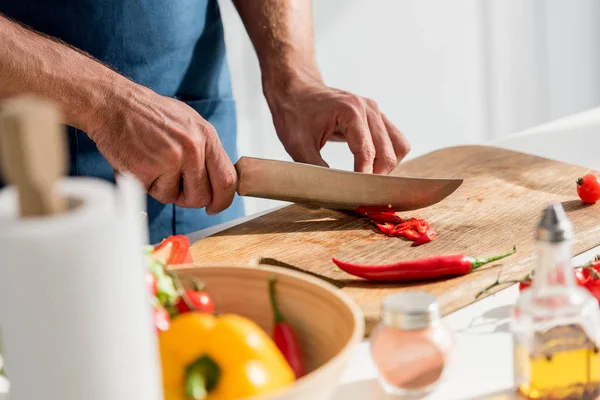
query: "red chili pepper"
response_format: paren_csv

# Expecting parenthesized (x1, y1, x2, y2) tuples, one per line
(374, 221, 395, 235)
(356, 206, 403, 224)
(413, 219, 430, 234)
(403, 229, 421, 241)
(412, 229, 437, 247)
(332, 246, 517, 281)
(269, 277, 305, 379)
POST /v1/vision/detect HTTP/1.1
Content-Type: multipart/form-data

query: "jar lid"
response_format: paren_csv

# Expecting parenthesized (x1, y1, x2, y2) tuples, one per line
(381, 291, 440, 330)
(536, 203, 573, 243)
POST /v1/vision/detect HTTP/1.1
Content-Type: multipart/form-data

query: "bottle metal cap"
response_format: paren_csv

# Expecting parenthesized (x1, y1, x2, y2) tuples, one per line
(536, 203, 573, 243)
(381, 291, 440, 330)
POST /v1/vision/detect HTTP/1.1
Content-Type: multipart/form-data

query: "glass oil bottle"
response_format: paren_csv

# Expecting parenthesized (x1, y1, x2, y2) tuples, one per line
(511, 204, 600, 399)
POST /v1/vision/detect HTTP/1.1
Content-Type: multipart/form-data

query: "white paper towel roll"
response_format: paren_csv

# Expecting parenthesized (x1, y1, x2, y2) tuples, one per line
(0, 176, 162, 400)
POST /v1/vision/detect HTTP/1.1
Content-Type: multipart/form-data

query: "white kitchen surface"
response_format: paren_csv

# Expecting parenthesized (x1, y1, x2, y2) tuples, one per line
(1, 106, 599, 399)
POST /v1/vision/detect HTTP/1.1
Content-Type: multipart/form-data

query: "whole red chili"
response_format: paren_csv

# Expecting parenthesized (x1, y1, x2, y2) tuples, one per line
(332, 246, 517, 282)
(269, 277, 305, 379)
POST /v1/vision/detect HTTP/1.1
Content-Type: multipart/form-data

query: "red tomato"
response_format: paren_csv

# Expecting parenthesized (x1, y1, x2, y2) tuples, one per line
(154, 305, 171, 333)
(575, 268, 591, 285)
(577, 174, 600, 204)
(176, 290, 215, 314)
(585, 280, 600, 305)
(146, 272, 158, 297)
(519, 280, 532, 291)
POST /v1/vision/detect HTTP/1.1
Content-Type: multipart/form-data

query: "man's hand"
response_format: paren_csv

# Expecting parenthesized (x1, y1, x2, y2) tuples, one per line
(266, 80, 410, 174)
(232, 0, 410, 174)
(0, 16, 236, 213)
(89, 85, 237, 214)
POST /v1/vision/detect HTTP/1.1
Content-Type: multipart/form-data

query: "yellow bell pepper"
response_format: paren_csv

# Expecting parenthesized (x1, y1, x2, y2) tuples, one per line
(159, 312, 295, 400)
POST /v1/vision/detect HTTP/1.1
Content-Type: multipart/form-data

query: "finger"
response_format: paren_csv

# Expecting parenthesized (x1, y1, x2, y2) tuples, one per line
(367, 112, 397, 174)
(299, 147, 330, 168)
(204, 136, 237, 215)
(148, 172, 181, 205)
(382, 114, 411, 162)
(175, 151, 212, 209)
(340, 114, 375, 173)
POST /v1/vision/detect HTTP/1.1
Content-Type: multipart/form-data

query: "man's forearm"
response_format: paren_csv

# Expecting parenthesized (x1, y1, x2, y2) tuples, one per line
(0, 15, 130, 131)
(231, 0, 322, 95)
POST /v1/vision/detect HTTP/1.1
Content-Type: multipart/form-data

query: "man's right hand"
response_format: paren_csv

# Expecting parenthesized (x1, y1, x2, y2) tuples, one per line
(88, 85, 237, 214)
(0, 15, 235, 213)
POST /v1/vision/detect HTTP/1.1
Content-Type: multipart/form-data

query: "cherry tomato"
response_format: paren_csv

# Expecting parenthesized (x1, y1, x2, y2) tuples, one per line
(176, 290, 215, 314)
(584, 279, 600, 304)
(519, 280, 532, 291)
(577, 174, 600, 204)
(154, 305, 171, 333)
(146, 272, 158, 297)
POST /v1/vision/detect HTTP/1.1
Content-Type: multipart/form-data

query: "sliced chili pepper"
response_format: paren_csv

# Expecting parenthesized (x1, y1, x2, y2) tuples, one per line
(356, 206, 403, 224)
(389, 222, 410, 236)
(403, 229, 421, 241)
(365, 212, 403, 224)
(269, 277, 305, 379)
(374, 221, 395, 235)
(414, 219, 430, 234)
(367, 215, 436, 245)
(332, 246, 517, 282)
(412, 229, 437, 247)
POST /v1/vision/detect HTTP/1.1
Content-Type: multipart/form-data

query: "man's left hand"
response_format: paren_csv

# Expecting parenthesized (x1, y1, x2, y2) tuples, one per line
(265, 80, 410, 174)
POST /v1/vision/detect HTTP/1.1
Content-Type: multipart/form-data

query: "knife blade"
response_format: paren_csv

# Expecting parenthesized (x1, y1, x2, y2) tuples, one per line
(235, 157, 463, 211)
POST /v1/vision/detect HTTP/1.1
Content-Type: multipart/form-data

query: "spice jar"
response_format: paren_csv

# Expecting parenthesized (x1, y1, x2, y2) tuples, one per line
(370, 291, 454, 397)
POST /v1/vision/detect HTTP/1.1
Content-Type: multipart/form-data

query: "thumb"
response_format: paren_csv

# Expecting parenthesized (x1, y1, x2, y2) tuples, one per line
(300, 148, 329, 168)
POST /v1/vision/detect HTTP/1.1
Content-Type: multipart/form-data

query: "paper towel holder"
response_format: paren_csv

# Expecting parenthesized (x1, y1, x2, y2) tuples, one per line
(0, 96, 68, 217)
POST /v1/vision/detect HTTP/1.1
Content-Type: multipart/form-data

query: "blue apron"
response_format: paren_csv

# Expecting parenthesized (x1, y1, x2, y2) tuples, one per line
(0, 0, 244, 244)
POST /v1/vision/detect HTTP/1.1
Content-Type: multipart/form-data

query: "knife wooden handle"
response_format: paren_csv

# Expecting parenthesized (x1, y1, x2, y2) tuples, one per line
(0, 96, 68, 217)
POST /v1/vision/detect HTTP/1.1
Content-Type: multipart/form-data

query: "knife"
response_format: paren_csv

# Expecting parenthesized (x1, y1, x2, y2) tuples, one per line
(235, 157, 463, 211)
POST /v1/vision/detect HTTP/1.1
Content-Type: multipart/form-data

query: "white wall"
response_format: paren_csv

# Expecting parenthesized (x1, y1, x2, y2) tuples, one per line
(219, 0, 600, 215)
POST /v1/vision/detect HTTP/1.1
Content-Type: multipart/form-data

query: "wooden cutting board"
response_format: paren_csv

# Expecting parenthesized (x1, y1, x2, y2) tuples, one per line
(191, 145, 600, 335)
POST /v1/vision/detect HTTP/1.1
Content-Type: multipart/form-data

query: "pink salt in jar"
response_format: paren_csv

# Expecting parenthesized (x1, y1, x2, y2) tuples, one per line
(370, 291, 454, 397)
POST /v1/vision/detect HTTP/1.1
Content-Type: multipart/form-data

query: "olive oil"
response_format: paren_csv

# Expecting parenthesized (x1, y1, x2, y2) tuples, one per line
(514, 326, 600, 399)
(511, 205, 600, 400)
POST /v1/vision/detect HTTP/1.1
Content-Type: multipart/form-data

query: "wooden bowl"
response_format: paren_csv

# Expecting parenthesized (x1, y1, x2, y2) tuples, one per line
(169, 264, 364, 400)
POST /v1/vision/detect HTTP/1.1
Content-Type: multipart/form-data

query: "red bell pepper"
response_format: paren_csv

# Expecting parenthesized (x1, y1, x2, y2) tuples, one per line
(153, 235, 193, 265)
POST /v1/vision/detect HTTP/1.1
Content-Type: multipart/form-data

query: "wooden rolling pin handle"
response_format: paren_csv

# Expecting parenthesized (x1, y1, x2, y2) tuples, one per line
(0, 96, 68, 217)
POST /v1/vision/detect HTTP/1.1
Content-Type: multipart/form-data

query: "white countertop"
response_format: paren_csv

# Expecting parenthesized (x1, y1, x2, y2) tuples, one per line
(1, 106, 599, 399)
